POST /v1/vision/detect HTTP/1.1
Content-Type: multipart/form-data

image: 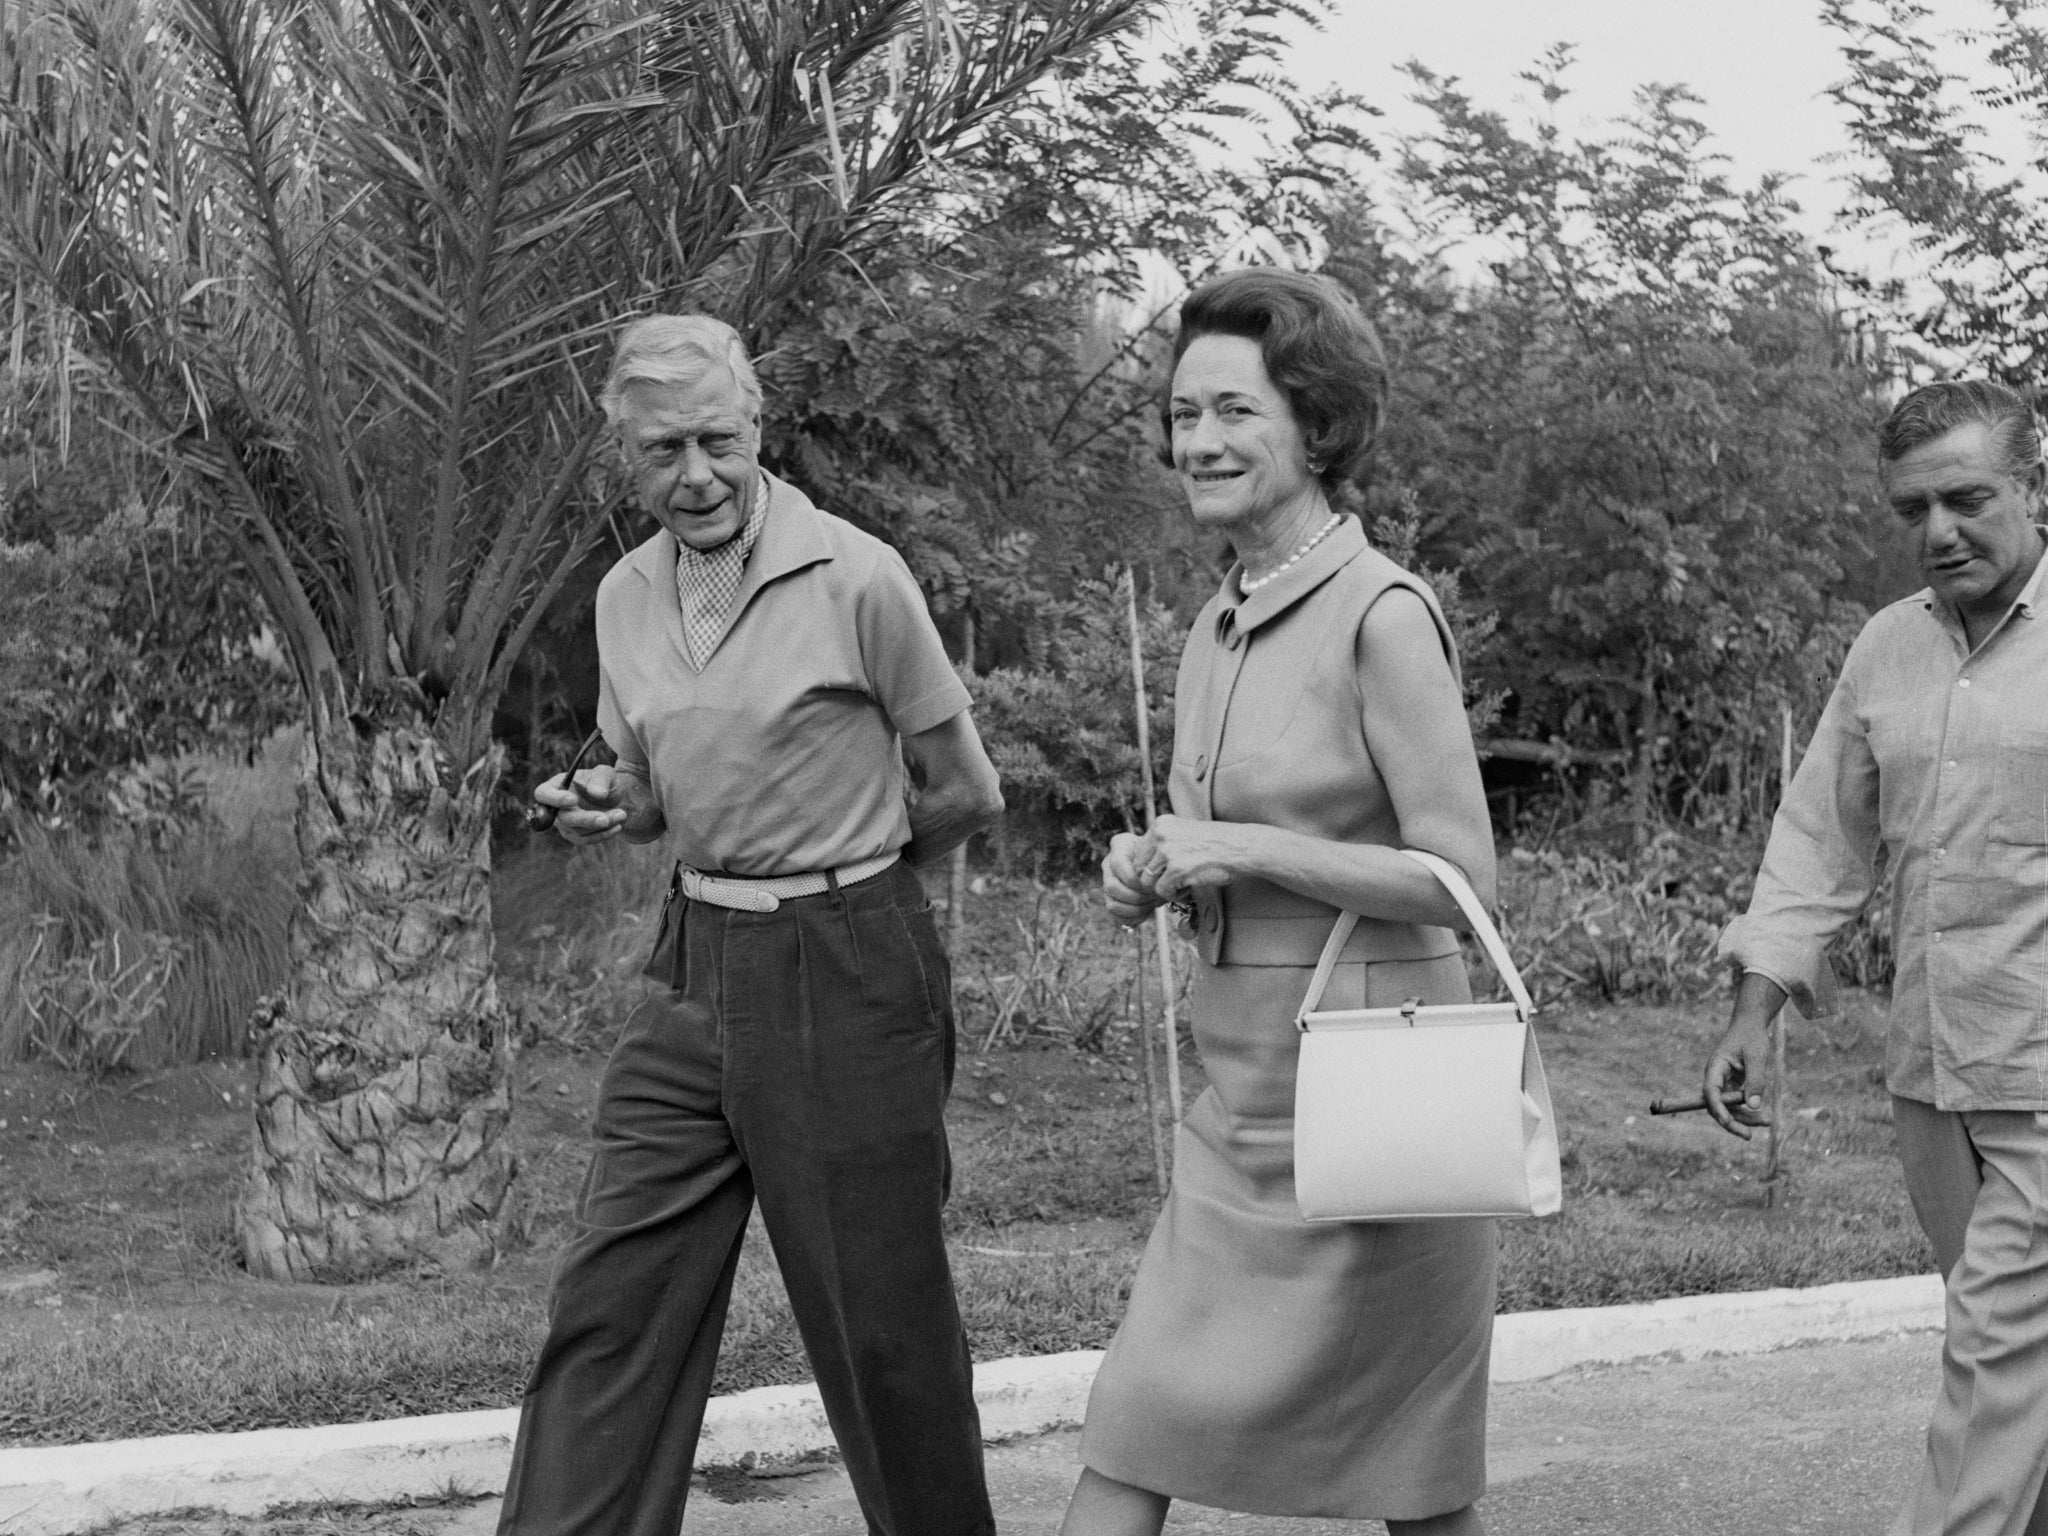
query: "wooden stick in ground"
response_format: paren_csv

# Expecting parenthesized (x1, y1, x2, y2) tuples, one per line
(948, 844, 967, 955)
(949, 609, 977, 958)
(1126, 569, 1184, 1126)
(1766, 705, 1794, 1207)
(1132, 926, 1169, 1198)
(1151, 907, 1183, 1124)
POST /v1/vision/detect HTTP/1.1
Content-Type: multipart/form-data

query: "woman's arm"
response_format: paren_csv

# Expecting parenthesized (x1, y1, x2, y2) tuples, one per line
(1137, 587, 1496, 928)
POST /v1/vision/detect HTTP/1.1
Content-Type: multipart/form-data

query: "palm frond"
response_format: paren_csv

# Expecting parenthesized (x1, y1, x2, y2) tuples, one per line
(4, 0, 1152, 764)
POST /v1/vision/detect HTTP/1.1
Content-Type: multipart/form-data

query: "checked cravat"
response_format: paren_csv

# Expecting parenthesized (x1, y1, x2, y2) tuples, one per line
(673, 486, 766, 670)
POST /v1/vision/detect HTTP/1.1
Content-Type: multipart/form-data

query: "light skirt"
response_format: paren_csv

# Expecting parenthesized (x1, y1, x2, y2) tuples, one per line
(1079, 952, 1497, 1520)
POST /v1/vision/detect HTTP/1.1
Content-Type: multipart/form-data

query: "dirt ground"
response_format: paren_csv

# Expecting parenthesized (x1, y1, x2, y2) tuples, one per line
(0, 1031, 1179, 1444)
(0, 987, 1933, 1449)
(0, 1031, 1159, 1294)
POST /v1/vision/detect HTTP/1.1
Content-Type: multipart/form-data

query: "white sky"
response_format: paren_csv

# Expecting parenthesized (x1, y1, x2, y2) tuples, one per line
(1287, 0, 2020, 285)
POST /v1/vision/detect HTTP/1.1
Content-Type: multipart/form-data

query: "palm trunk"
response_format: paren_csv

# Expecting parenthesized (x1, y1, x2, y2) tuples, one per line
(241, 717, 516, 1281)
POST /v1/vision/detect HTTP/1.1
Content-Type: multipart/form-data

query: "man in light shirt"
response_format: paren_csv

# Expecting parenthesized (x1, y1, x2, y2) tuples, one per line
(502, 314, 1005, 1536)
(1705, 379, 2048, 1536)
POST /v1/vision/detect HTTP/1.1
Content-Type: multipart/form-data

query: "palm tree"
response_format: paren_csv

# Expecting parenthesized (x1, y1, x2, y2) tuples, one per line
(0, 0, 1142, 1280)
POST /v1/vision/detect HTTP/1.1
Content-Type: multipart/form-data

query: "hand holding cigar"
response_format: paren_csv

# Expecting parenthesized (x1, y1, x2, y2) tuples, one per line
(1649, 1089, 1765, 1117)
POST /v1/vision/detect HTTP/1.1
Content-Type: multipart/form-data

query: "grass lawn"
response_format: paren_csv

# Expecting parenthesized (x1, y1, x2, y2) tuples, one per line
(0, 958, 1930, 1449)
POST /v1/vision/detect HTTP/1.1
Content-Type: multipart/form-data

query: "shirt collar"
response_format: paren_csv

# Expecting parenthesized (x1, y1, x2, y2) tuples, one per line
(1918, 525, 2048, 634)
(2016, 527, 2048, 617)
(622, 469, 835, 593)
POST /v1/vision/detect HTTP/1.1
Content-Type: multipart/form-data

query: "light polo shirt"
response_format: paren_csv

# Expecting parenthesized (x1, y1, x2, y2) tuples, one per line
(595, 472, 972, 879)
(1721, 531, 2048, 1109)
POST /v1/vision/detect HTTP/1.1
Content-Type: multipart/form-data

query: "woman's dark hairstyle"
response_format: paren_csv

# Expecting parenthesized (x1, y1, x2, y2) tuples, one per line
(1878, 379, 2042, 480)
(1163, 269, 1389, 488)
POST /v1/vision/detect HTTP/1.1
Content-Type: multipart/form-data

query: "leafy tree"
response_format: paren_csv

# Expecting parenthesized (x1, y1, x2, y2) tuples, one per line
(971, 571, 1181, 870)
(1330, 59, 1885, 839)
(697, 0, 1376, 875)
(1, 0, 1147, 1280)
(0, 498, 295, 828)
(501, 0, 1376, 790)
(753, 0, 1373, 664)
(1824, 0, 2048, 378)
(2, 358, 295, 829)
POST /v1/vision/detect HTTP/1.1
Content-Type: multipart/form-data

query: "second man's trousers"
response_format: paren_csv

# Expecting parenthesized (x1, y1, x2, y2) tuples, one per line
(1891, 1096, 2048, 1536)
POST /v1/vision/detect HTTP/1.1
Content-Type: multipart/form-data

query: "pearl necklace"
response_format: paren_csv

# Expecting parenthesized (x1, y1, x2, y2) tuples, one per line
(1238, 513, 1343, 594)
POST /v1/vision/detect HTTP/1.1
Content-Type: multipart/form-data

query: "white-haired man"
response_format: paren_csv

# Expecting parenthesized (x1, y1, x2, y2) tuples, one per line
(1705, 378, 2048, 1536)
(499, 315, 1004, 1536)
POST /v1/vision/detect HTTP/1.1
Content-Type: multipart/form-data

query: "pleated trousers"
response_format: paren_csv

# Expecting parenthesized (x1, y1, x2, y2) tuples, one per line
(497, 861, 993, 1536)
(1891, 1096, 2048, 1536)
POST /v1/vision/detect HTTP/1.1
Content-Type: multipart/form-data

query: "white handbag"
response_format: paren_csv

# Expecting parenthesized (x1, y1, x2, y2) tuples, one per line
(1293, 848, 1562, 1222)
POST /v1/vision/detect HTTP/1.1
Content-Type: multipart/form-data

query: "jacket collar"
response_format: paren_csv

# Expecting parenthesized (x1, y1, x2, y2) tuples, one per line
(1215, 514, 1368, 643)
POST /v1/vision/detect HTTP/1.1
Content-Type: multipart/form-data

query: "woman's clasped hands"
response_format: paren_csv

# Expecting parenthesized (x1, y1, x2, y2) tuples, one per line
(1101, 813, 1259, 926)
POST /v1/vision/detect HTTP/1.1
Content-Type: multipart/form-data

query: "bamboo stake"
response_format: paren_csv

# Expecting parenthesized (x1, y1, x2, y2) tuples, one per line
(1765, 705, 1793, 1208)
(1132, 927, 1169, 1198)
(948, 612, 977, 957)
(1125, 569, 1184, 1127)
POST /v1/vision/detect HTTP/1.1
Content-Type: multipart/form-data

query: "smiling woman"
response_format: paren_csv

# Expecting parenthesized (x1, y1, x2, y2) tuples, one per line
(1070, 270, 1499, 1536)
(1161, 272, 1388, 577)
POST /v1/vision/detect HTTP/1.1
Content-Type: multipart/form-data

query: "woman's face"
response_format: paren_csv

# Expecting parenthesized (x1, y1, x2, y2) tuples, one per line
(1169, 333, 1317, 536)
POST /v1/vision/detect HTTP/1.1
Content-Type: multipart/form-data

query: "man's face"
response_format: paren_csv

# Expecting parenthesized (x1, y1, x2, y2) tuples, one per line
(1885, 419, 2046, 623)
(616, 370, 761, 552)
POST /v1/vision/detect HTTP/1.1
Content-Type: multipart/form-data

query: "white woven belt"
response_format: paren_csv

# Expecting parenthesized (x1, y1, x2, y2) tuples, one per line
(678, 852, 899, 913)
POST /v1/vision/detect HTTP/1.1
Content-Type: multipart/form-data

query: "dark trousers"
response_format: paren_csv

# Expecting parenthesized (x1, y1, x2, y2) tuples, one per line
(497, 861, 993, 1536)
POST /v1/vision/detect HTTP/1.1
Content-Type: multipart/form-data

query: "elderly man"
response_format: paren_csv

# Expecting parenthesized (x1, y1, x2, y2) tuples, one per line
(1704, 379, 2048, 1536)
(499, 314, 1005, 1536)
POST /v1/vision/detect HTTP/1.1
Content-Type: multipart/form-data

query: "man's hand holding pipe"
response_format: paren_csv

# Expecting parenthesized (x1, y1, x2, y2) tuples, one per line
(532, 763, 665, 846)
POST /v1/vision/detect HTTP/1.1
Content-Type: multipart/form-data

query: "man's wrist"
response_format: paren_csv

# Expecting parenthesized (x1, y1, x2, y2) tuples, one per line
(613, 773, 665, 841)
(1728, 969, 1790, 1032)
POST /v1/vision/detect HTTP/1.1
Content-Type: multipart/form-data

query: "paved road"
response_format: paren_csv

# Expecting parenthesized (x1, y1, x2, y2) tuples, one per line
(107, 1333, 1939, 1534)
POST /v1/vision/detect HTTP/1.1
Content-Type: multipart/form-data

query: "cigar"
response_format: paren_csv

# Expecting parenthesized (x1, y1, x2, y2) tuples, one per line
(1649, 1090, 1761, 1116)
(524, 727, 608, 832)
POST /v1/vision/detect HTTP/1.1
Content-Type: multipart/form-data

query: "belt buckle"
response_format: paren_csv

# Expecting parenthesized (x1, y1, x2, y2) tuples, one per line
(680, 867, 779, 913)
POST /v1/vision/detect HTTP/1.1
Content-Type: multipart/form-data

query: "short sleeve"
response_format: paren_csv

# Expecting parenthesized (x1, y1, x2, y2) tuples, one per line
(856, 547, 974, 736)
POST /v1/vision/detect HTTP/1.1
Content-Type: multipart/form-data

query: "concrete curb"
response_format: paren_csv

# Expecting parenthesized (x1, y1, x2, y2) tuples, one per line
(1488, 1271, 1946, 1382)
(0, 1275, 1945, 1535)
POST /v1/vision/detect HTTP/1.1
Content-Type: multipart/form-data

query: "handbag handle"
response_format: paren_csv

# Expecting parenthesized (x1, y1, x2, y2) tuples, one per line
(1295, 849, 1535, 1026)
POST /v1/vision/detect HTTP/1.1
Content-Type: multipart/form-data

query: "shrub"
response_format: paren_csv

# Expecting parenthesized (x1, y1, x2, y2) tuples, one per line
(947, 875, 1193, 1055)
(0, 500, 295, 836)
(1496, 825, 1893, 1007)
(491, 834, 675, 1050)
(0, 815, 293, 1068)
(971, 574, 1179, 875)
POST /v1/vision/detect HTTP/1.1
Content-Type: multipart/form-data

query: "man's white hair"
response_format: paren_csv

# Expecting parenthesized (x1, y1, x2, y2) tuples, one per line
(601, 314, 762, 423)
